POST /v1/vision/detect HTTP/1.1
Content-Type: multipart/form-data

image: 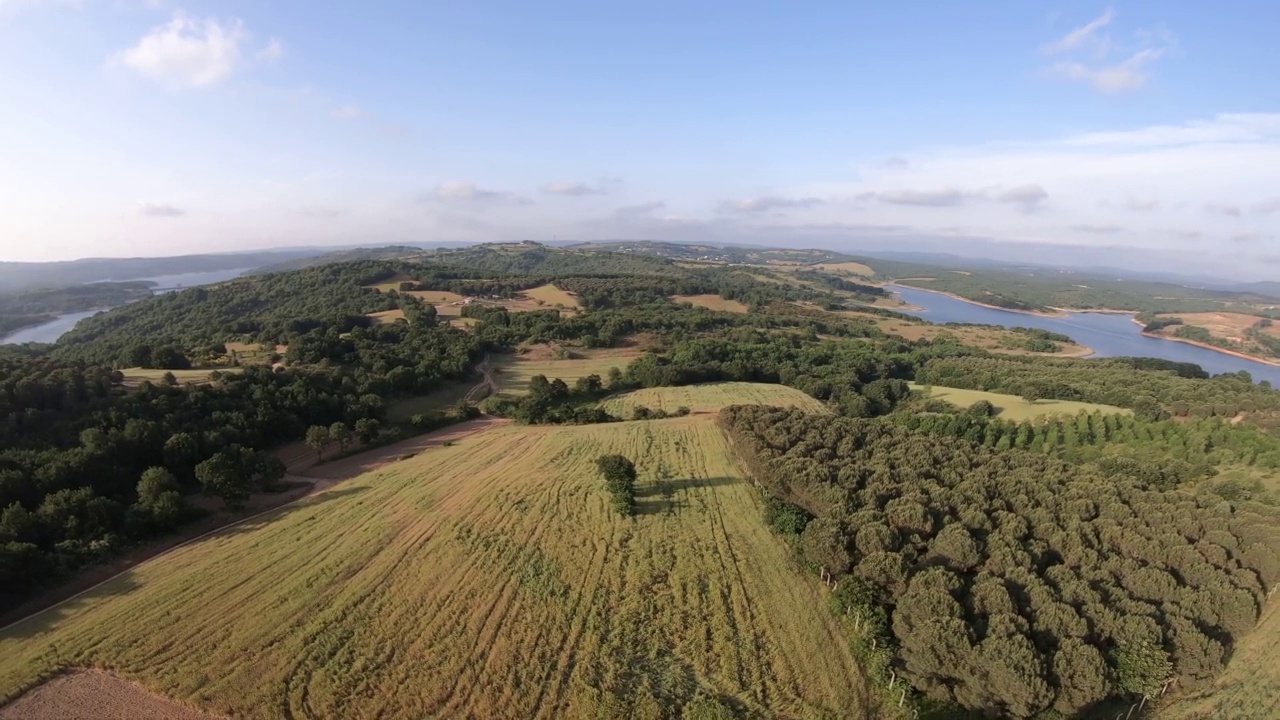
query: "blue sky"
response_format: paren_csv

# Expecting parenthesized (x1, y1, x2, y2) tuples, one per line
(2, 2, 1279, 276)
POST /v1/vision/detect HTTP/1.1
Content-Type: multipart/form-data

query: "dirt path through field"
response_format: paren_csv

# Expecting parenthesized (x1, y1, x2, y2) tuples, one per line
(0, 670, 223, 720)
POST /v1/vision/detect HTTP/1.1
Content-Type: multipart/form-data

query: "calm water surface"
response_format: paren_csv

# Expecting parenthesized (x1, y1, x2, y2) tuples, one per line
(0, 267, 254, 345)
(891, 284, 1280, 386)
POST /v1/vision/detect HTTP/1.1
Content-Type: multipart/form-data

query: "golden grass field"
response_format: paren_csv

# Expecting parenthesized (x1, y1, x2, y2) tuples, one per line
(367, 309, 406, 324)
(909, 382, 1131, 421)
(1154, 312, 1280, 342)
(521, 284, 581, 309)
(670, 295, 750, 314)
(491, 348, 644, 397)
(601, 382, 830, 416)
(385, 381, 476, 421)
(0, 416, 871, 719)
(810, 261, 874, 277)
(118, 367, 242, 386)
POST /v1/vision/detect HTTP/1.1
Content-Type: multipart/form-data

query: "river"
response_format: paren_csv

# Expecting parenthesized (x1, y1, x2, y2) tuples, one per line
(890, 284, 1280, 386)
(0, 267, 254, 345)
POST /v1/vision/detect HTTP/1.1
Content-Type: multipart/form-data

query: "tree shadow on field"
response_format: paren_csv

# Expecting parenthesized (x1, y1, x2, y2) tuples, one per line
(634, 476, 740, 516)
(1, 574, 142, 641)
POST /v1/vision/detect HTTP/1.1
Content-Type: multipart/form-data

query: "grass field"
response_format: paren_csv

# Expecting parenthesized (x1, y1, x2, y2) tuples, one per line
(909, 382, 1130, 421)
(367, 309, 406, 324)
(119, 368, 241, 386)
(522, 284, 581, 309)
(670, 295, 749, 313)
(385, 381, 476, 421)
(810, 261, 874, 277)
(602, 382, 829, 416)
(491, 349, 643, 397)
(0, 417, 871, 719)
(841, 313, 1092, 356)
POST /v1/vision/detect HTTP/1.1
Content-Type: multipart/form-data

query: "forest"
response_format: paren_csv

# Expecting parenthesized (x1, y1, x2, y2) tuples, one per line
(0, 282, 155, 337)
(722, 405, 1280, 717)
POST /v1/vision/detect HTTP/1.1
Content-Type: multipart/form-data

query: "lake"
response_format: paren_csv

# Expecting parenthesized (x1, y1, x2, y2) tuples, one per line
(890, 284, 1280, 386)
(0, 267, 254, 345)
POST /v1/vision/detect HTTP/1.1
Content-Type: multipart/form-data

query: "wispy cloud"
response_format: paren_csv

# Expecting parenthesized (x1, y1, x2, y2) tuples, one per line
(870, 188, 966, 207)
(137, 201, 185, 217)
(1069, 223, 1123, 234)
(1121, 197, 1160, 212)
(111, 13, 279, 88)
(1041, 9, 1175, 94)
(541, 181, 607, 196)
(717, 196, 825, 213)
(1043, 8, 1114, 54)
(427, 180, 531, 205)
(612, 201, 666, 217)
(332, 104, 368, 120)
(997, 184, 1049, 212)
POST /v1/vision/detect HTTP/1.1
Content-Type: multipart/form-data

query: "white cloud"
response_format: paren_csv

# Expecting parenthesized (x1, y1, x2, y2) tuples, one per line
(111, 13, 278, 88)
(541, 181, 606, 196)
(1052, 46, 1168, 94)
(1069, 223, 1123, 234)
(997, 184, 1049, 212)
(870, 188, 966, 207)
(718, 196, 824, 213)
(428, 180, 531, 205)
(137, 201, 185, 217)
(1044, 8, 1114, 54)
(1121, 198, 1160, 212)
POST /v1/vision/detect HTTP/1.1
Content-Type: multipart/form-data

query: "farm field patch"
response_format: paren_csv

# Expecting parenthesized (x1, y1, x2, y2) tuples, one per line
(601, 382, 829, 416)
(0, 418, 870, 719)
(670, 295, 749, 313)
(909, 382, 1131, 421)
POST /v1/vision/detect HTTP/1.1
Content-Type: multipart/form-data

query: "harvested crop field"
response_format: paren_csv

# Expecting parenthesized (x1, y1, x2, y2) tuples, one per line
(366, 309, 407, 324)
(0, 417, 870, 719)
(601, 382, 829, 416)
(811, 261, 874, 277)
(521, 283, 580, 309)
(909, 382, 1130, 421)
(491, 348, 643, 396)
(670, 294, 749, 313)
(0, 670, 221, 720)
(119, 367, 241, 387)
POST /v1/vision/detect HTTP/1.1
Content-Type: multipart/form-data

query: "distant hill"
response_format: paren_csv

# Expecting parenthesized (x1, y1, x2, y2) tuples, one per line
(0, 249, 326, 293)
(568, 240, 855, 265)
(251, 246, 430, 274)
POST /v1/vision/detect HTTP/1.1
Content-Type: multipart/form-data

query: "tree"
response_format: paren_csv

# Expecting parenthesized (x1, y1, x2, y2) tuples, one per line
(596, 454, 637, 515)
(135, 467, 184, 527)
(306, 425, 330, 461)
(195, 451, 251, 510)
(1111, 642, 1172, 698)
(256, 455, 287, 492)
(968, 399, 996, 418)
(329, 422, 353, 453)
(354, 418, 381, 445)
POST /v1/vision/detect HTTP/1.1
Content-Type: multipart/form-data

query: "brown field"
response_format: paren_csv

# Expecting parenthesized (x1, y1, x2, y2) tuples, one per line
(367, 309, 406, 324)
(0, 670, 222, 720)
(0, 415, 871, 719)
(1154, 312, 1279, 342)
(601, 382, 829, 416)
(521, 284, 581, 309)
(670, 294, 750, 313)
(363, 274, 415, 293)
(811, 261, 875, 277)
(491, 348, 644, 397)
(119, 368, 242, 387)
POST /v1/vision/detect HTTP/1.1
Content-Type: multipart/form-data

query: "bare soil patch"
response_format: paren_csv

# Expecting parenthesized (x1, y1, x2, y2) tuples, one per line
(0, 670, 221, 720)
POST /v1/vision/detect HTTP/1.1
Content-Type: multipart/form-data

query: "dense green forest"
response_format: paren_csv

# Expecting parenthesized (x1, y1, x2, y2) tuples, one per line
(4, 242, 1280, 717)
(723, 405, 1280, 718)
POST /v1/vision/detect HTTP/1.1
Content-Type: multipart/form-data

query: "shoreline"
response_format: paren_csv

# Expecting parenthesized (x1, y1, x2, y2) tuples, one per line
(1131, 319, 1280, 368)
(888, 282, 1070, 318)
